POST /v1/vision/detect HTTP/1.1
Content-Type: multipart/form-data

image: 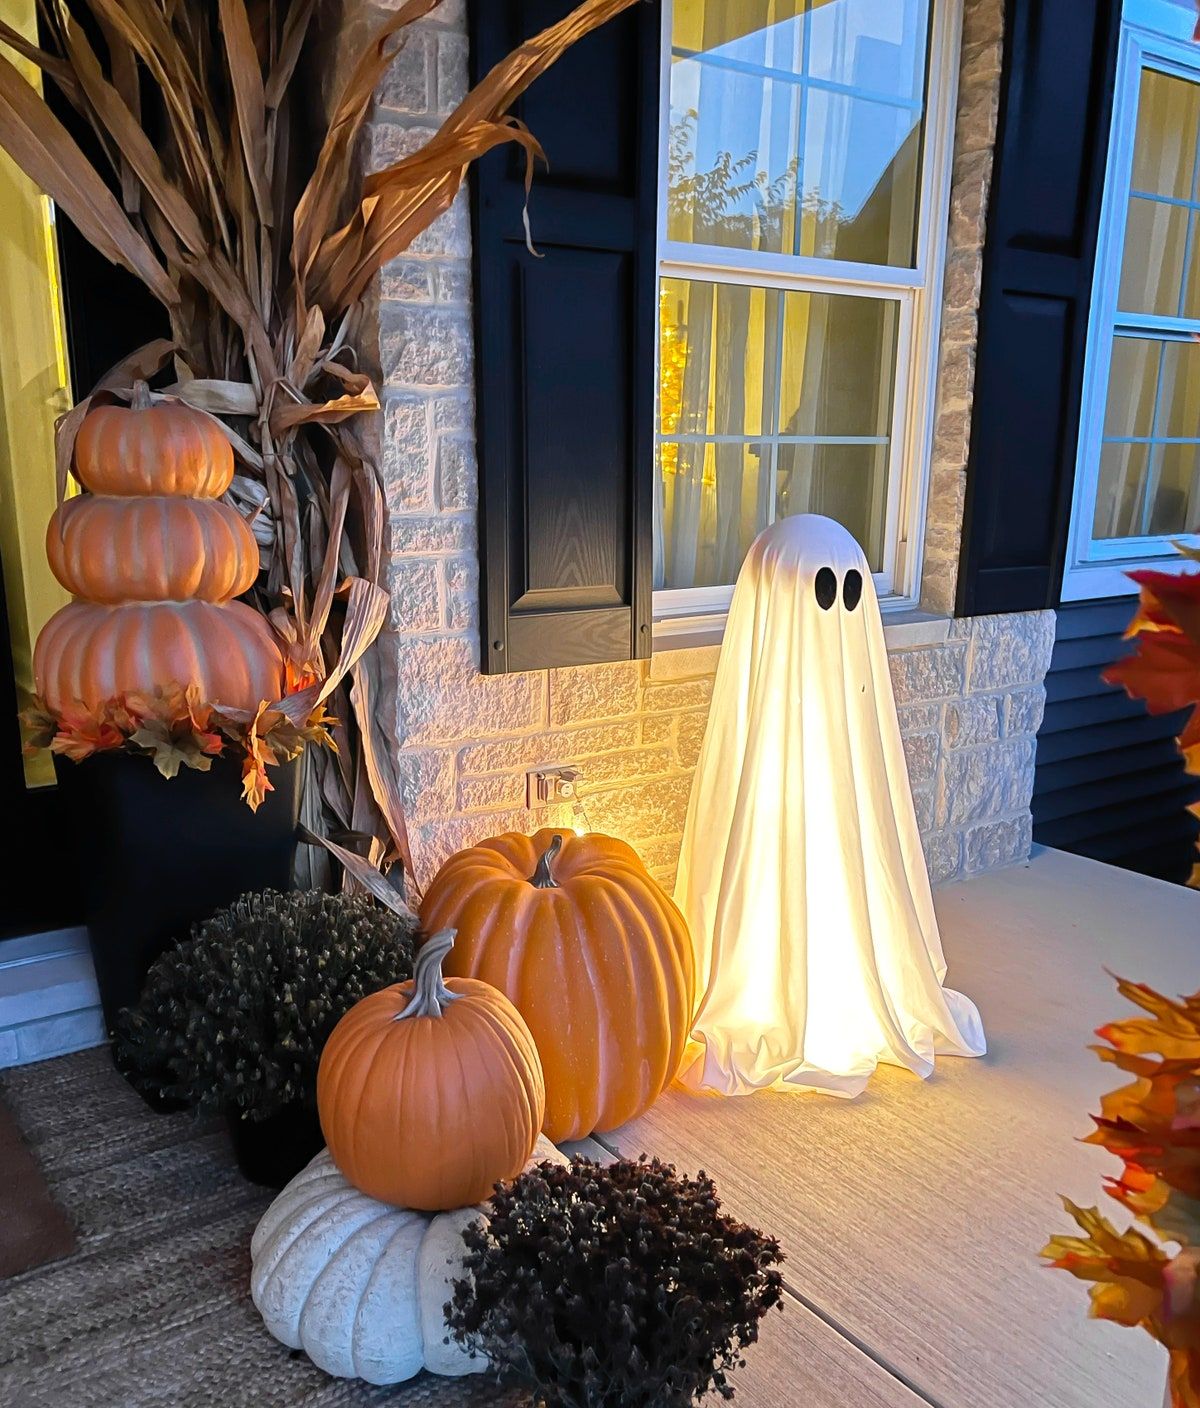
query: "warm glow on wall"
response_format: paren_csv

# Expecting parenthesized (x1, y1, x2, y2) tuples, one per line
(675, 515, 986, 1097)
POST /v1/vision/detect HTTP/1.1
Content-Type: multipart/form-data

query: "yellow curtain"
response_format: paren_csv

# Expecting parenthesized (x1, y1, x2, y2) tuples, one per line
(0, 0, 73, 786)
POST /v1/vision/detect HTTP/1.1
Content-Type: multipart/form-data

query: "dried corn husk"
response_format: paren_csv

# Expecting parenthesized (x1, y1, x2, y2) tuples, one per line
(0, 0, 638, 896)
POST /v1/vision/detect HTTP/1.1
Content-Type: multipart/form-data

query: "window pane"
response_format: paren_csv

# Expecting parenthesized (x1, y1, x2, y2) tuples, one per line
(1151, 443, 1200, 534)
(1094, 440, 1200, 541)
(1155, 339, 1200, 438)
(1119, 196, 1189, 314)
(1096, 336, 1200, 540)
(1131, 67, 1200, 199)
(776, 442, 890, 565)
(778, 290, 897, 438)
(1093, 442, 1152, 539)
(657, 276, 898, 588)
(667, 0, 931, 267)
(1103, 337, 1159, 438)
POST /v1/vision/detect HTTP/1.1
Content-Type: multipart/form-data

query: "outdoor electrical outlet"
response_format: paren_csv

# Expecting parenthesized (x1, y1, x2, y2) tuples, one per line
(527, 766, 581, 808)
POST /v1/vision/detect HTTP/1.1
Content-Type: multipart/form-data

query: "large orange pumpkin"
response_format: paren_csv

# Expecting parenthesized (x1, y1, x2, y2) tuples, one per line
(47, 496, 259, 603)
(419, 829, 695, 1143)
(317, 930, 545, 1211)
(74, 395, 235, 498)
(34, 382, 282, 712)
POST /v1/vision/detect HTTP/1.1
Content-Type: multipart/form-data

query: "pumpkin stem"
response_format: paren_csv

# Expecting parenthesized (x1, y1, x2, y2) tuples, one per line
(529, 833, 564, 889)
(397, 929, 460, 1020)
(130, 380, 153, 411)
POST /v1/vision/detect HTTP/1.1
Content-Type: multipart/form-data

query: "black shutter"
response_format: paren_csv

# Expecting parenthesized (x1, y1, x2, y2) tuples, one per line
(956, 0, 1121, 616)
(469, 0, 659, 673)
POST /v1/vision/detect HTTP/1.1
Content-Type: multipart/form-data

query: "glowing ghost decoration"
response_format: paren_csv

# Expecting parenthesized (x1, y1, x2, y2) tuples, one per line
(676, 515, 986, 1097)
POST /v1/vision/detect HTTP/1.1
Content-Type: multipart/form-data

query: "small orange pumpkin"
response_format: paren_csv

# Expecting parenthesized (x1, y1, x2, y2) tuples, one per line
(33, 599, 283, 712)
(74, 394, 234, 498)
(420, 829, 695, 1143)
(47, 496, 260, 604)
(317, 930, 545, 1211)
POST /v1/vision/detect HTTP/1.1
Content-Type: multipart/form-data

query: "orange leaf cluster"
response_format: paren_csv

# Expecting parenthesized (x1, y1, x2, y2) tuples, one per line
(21, 683, 335, 812)
(1042, 977, 1200, 1406)
(1104, 558, 1200, 882)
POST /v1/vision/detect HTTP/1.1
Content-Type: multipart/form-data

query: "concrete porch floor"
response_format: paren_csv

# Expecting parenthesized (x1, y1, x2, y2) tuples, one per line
(598, 844, 1196, 1408)
(1, 846, 1194, 1407)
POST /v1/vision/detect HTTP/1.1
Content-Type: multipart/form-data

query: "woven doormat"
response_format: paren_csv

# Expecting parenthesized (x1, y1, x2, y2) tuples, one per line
(0, 1089, 75, 1279)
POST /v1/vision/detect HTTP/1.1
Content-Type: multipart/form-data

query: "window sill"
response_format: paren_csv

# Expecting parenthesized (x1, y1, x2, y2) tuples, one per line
(651, 607, 952, 671)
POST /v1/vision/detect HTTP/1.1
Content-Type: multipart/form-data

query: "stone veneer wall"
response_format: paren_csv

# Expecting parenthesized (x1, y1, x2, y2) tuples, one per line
(364, 0, 1048, 893)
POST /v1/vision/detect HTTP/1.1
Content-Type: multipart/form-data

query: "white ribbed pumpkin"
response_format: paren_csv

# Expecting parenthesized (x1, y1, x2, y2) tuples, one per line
(250, 1137, 566, 1385)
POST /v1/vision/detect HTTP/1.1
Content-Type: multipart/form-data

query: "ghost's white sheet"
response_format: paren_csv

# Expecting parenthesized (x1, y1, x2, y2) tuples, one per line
(676, 515, 986, 1097)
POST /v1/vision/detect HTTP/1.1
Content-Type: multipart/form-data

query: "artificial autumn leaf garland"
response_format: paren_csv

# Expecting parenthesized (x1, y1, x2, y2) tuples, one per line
(1043, 977, 1200, 1408)
(22, 682, 336, 809)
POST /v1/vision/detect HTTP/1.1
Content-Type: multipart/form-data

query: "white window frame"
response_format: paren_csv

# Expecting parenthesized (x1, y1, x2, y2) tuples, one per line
(1062, 7, 1200, 602)
(653, 0, 963, 640)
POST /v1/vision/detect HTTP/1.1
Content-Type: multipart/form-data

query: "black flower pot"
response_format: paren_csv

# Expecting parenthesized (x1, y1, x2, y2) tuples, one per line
(226, 1102, 324, 1188)
(56, 750, 301, 1036)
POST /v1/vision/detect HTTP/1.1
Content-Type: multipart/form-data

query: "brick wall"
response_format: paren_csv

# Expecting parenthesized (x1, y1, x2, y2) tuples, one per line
(365, 0, 1046, 893)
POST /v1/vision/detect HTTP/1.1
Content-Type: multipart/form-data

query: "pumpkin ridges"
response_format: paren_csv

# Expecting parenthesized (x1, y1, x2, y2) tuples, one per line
(467, 997, 546, 1186)
(75, 399, 234, 498)
(325, 996, 396, 1193)
(316, 992, 382, 1180)
(34, 599, 283, 711)
(551, 883, 604, 1142)
(304, 1211, 406, 1359)
(436, 986, 538, 1205)
(591, 871, 690, 1112)
(271, 1195, 389, 1329)
(358, 1214, 427, 1375)
(317, 954, 544, 1211)
(422, 829, 695, 1143)
(449, 881, 587, 1144)
(587, 877, 653, 1130)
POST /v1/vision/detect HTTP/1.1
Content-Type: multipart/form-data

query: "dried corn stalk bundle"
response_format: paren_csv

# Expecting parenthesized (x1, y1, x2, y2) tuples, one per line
(0, 0, 637, 900)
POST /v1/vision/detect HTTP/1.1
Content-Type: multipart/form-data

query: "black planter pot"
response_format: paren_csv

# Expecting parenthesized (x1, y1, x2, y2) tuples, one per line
(57, 750, 301, 1036)
(226, 1103, 324, 1188)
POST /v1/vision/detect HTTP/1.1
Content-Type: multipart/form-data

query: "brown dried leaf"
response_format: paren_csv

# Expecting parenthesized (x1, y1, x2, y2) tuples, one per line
(56, 14, 207, 256)
(351, 649, 420, 896)
(0, 47, 176, 304)
(218, 0, 272, 226)
(299, 824, 413, 917)
(264, 0, 316, 109)
(309, 0, 639, 310)
(0, 18, 82, 105)
(290, 0, 441, 307)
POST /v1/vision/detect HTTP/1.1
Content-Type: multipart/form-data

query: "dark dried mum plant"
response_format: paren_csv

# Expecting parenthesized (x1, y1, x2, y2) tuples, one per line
(0, 0, 638, 894)
(447, 1156, 785, 1408)
(116, 887, 417, 1118)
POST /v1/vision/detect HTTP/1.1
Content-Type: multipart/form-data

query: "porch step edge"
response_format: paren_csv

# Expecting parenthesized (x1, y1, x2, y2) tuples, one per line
(0, 928, 105, 1069)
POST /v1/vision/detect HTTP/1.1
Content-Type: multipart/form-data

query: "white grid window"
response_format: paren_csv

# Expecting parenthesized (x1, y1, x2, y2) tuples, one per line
(653, 0, 961, 630)
(1064, 1, 1200, 601)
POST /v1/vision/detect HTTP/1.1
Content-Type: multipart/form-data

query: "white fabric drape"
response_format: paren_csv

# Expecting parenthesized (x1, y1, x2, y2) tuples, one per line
(675, 515, 986, 1097)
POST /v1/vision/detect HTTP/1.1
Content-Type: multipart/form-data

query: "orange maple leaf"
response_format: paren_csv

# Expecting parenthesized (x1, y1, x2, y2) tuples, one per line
(240, 701, 279, 811)
(49, 701, 125, 761)
(1105, 632, 1200, 717)
(1128, 569, 1200, 647)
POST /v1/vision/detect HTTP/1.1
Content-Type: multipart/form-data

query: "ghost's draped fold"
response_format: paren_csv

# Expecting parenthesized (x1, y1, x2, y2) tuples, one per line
(675, 515, 986, 1097)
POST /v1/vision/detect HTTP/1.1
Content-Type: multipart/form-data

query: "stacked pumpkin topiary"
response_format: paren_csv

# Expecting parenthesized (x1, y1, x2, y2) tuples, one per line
(35, 383, 283, 713)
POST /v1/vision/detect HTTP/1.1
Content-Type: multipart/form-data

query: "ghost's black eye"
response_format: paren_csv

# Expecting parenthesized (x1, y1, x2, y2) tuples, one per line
(843, 569, 863, 612)
(814, 567, 837, 610)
